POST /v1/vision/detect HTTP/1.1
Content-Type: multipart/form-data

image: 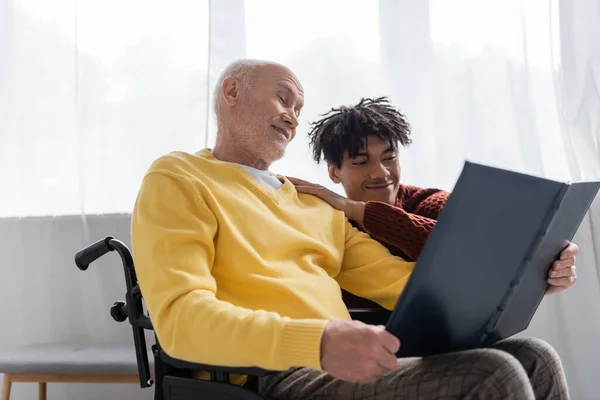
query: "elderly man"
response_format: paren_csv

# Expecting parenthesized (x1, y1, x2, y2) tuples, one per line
(131, 59, 569, 399)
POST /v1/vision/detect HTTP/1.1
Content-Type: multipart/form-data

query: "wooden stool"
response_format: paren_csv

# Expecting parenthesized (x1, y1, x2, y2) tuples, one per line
(0, 343, 154, 400)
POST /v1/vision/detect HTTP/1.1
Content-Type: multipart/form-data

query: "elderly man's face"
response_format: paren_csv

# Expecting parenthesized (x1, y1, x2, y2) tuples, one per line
(233, 65, 304, 165)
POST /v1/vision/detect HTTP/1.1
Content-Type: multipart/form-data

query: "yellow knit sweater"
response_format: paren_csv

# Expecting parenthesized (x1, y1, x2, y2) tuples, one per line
(131, 149, 414, 377)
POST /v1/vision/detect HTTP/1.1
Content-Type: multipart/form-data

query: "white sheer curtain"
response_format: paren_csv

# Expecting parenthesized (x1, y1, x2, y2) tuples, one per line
(1, 0, 599, 399)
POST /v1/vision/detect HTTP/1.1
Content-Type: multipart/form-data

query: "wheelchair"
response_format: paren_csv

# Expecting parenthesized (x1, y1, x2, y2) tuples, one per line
(75, 236, 391, 400)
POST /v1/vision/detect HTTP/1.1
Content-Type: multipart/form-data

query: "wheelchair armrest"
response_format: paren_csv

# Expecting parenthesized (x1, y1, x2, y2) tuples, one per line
(349, 307, 391, 325)
(159, 350, 275, 377)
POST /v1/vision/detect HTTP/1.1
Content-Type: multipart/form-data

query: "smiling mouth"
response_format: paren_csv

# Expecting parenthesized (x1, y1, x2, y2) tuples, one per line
(271, 125, 289, 140)
(365, 182, 394, 190)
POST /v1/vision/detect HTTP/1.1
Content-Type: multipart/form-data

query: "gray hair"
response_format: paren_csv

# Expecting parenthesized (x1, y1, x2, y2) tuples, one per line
(212, 59, 269, 117)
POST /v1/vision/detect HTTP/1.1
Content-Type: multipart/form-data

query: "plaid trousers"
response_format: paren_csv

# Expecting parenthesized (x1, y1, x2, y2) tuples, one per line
(258, 337, 569, 400)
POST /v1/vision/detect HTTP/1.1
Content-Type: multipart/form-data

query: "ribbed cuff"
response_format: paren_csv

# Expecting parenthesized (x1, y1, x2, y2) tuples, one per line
(281, 319, 328, 370)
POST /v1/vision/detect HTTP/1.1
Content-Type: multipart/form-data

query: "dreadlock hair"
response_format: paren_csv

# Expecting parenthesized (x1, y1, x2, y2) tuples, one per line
(308, 96, 412, 168)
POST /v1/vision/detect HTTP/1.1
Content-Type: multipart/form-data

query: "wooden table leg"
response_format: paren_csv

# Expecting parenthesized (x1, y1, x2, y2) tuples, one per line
(1, 374, 12, 400)
(38, 382, 46, 400)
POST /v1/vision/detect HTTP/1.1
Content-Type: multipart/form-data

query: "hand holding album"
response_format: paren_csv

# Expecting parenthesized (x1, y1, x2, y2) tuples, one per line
(385, 161, 600, 358)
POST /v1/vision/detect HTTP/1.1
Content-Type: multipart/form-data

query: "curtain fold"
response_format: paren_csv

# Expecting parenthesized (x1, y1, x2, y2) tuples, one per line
(547, 1, 600, 397)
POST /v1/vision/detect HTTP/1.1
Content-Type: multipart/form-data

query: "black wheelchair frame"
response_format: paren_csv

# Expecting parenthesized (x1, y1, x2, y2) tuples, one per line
(75, 236, 390, 400)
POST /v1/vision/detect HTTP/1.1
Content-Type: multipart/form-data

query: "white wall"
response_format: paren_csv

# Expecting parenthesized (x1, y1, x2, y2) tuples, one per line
(0, 214, 154, 400)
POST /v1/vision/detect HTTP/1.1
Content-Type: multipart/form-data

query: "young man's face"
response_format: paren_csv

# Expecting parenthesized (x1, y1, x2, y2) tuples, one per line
(328, 135, 401, 205)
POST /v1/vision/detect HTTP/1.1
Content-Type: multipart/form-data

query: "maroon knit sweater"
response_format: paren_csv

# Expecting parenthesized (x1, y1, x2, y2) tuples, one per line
(343, 184, 450, 308)
(363, 184, 449, 261)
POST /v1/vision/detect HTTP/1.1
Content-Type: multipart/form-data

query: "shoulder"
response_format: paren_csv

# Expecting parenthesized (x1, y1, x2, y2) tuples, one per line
(137, 149, 230, 206)
(143, 149, 232, 187)
(146, 149, 208, 176)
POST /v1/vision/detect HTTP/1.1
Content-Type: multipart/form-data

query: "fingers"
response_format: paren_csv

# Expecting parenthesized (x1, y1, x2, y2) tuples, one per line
(549, 265, 576, 278)
(294, 183, 334, 199)
(374, 325, 401, 354)
(375, 352, 399, 373)
(552, 257, 575, 270)
(547, 276, 576, 287)
(294, 185, 331, 203)
(294, 185, 319, 195)
(320, 321, 399, 384)
(287, 176, 314, 186)
(288, 176, 325, 195)
(560, 242, 579, 260)
(359, 326, 398, 376)
(548, 257, 577, 286)
(371, 326, 399, 373)
(375, 342, 399, 370)
(286, 176, 302, 184)
(546, 261, 577, 294)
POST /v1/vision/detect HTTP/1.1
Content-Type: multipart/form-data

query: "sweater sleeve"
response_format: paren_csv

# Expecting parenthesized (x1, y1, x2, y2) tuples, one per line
(362, 202, 436, 261)
(131, 172, 327, 371)
(336, 221, 415, 310)
(361, 186, 450, 260)
(401, 186, 449, 220)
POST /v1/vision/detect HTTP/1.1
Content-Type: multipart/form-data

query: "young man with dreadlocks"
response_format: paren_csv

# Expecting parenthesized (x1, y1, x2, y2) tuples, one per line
(289, 97, 578, 305)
